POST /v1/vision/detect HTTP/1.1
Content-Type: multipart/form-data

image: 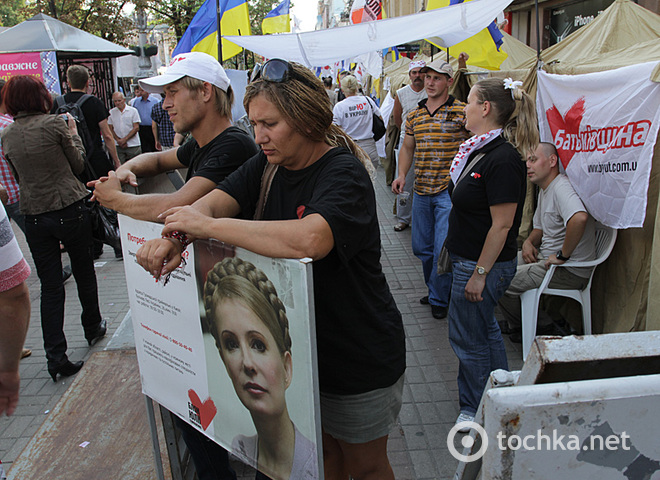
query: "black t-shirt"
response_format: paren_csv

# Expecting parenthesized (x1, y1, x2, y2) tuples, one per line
(219, 147, 406, 395)
(176, 126, 258, 183)
(51, 92, 111, 176)
(446, 136, 526, 262)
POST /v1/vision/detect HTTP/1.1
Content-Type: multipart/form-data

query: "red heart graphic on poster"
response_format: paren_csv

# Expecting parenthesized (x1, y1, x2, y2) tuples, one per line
(188, 389, 217, 430)
(545, 97, 586, 170)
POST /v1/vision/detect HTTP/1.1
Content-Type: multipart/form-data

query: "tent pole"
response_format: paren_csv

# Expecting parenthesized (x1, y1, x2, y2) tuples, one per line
(216, 0, 223, 65)
(535, 0, 541, 66)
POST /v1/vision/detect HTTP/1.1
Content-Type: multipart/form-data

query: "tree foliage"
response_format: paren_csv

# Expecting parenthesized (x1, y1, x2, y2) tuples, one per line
(21, 0, 134, 43)
(0, 0, 27, 27)
(138, 0, 205, 40)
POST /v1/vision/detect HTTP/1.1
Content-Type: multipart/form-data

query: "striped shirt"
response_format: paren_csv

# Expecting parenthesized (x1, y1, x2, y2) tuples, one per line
(405, 96, 469, 195)
(0, 203, 30, 293)
(0, 113, 19, 205)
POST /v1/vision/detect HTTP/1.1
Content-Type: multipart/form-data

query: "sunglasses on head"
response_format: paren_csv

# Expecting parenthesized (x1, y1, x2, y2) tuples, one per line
(250, 59, 317, 89)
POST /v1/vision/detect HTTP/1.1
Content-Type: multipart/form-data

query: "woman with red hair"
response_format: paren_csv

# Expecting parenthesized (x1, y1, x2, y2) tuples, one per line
(0, 75, 106, 381)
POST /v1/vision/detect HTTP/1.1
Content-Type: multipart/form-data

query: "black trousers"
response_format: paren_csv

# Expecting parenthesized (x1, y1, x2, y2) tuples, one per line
(138, 125, 157, 153)
(25, 200, 102, 367)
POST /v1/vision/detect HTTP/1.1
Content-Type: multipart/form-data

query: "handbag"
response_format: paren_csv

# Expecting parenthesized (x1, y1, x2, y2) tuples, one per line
(80, 157, 121, 251)
(88, 200, 122, 251)
(254, 162, 279, 220)
(437, 153, 486, 275)
(365, 96, 386, 141)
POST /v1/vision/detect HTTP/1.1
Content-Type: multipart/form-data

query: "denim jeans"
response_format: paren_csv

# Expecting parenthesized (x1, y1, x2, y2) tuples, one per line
(411, 190, 452, 306)
(447, 253, 516, 415)
(25, 200, 102, 367)
(5, 200, 25, 235)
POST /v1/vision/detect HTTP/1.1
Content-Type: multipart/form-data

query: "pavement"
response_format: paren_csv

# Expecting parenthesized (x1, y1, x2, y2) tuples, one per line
(0, 167, 525, 479)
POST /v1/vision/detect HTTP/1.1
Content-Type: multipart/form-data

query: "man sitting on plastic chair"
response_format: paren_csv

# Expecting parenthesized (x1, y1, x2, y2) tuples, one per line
(498, 142, 596, 342)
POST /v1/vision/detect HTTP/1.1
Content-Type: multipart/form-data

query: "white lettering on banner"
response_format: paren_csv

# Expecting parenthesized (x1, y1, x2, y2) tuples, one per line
(536, 63, 660, 229)
(0, 62, 39, 71)
(552, 121, 651, 154)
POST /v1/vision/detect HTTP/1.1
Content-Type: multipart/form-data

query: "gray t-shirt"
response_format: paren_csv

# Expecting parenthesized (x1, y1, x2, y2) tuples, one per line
(534, 174, 596, 277)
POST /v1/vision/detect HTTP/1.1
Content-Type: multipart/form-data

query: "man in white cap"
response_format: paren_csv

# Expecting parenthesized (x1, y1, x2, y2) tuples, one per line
(391, 60, 427, 232)
(90, 52, 258, 480)
(89, 52, 258, 224)
(391, 56, 470, 320)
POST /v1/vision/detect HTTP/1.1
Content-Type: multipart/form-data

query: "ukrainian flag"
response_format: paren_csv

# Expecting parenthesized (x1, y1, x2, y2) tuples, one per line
(427, 0, 507, 70)
(262, 0, 290, 35)
(173, 0, 251, 62)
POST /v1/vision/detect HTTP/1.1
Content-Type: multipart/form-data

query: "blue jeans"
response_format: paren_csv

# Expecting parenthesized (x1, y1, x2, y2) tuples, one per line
(447, 254, 516, 415)
(411, 190, 452, 307)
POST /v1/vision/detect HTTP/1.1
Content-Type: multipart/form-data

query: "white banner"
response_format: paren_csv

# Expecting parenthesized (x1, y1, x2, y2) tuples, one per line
(536, 62, 660, 229)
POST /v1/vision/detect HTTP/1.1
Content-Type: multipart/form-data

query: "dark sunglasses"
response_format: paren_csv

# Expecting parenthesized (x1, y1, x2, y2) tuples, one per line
(250, 59, 317, 89)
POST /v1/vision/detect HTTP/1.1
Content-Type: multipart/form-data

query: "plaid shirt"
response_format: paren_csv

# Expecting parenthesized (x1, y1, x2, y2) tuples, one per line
(0, 113, 19, 204)
(405, 96, 469, 195)
(151, 100, 176, 148)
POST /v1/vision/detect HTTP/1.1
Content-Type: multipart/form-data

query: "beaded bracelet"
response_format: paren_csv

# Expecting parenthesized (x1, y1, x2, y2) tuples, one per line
(162, 230, 191, 251)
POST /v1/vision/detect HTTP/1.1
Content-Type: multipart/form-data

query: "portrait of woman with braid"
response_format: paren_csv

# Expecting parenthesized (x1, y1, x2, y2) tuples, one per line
(203, 257, 317, 480)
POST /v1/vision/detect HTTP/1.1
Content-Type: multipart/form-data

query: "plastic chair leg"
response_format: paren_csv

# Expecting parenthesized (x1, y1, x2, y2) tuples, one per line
(581, 292, 592, 335)
(520, 289, 539, 360)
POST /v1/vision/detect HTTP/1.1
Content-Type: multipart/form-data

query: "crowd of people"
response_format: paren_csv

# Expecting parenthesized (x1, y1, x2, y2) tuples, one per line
(0, 49, 599, 479)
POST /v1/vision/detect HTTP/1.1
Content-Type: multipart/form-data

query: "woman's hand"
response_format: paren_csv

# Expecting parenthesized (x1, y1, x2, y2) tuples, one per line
(63, 113, 77, 134)
(136, 238, 183, 280)
(159, 205, 209, 240)
(464, 272, 486, 302)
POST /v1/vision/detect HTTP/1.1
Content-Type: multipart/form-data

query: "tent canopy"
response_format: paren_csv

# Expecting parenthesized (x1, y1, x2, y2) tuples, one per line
(0, 14, 133, 58)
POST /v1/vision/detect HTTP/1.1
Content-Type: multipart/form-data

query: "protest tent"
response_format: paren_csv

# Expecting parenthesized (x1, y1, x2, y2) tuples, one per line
(0, 13, 133, 105)
(514, 0, 660, 335)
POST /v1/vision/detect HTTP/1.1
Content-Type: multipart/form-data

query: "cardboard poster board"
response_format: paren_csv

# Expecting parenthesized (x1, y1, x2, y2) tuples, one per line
(118, 215, 322, 480)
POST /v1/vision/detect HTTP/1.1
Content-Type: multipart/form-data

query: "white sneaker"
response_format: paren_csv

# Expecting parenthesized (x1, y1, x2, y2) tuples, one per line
(455, 413, 475, 433)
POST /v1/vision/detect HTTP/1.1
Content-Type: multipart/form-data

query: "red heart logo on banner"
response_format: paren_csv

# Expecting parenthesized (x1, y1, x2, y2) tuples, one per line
(545, 97, 586, 170)
(188, 389, 217, 430)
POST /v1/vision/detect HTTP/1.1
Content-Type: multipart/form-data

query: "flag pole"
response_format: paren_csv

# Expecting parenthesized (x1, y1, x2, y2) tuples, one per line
(216, 0, 223, 64)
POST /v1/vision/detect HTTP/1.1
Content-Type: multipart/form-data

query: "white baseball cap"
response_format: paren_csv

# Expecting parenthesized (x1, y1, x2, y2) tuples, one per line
(139, 52, 230, 93)
(409, 60, 426, 71)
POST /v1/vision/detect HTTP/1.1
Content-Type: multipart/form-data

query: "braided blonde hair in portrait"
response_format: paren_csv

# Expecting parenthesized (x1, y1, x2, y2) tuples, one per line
(203, 257, 292, 355)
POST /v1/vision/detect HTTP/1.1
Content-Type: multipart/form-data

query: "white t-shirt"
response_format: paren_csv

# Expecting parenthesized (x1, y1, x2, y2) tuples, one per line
(534, 174, 596, 277)
(108, 105, 141, 147)
(396, 85, 427, 143)
(332, 96, 381, 141)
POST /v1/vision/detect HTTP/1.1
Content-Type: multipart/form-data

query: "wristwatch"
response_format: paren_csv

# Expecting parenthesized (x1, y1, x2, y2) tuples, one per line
(556, 250, 570, 261)
(475, 265, 489, 275)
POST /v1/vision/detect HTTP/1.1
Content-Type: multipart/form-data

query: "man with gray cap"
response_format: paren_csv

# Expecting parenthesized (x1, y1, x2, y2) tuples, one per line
(89, 52, 258, 224)
(391, 58, 470, 320)
(90, 51, 258, 480)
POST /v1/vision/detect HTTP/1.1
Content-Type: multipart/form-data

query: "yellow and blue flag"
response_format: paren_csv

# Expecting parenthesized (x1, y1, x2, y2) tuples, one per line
(262, 0, 290, 35)
(427, 0, 507, 70)
(173, 0, 251, 61)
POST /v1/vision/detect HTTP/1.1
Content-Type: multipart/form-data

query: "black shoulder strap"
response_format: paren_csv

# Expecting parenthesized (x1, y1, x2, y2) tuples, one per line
(55, 95, 65, 108)
(75, 94, 93, 108)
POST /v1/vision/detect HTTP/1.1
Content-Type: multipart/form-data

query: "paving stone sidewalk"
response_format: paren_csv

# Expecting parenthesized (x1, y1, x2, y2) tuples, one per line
(0, 168, 524, 479)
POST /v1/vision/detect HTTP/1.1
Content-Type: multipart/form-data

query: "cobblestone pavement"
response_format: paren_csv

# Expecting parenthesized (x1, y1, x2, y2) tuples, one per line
(0, 168, 523, 479)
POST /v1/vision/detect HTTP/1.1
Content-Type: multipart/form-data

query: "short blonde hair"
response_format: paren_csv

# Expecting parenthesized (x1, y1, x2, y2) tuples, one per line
(340, 75, 359, 95)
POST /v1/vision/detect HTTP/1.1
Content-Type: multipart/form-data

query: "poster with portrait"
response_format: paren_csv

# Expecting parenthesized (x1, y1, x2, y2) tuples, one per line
(119, 215, 322, 480)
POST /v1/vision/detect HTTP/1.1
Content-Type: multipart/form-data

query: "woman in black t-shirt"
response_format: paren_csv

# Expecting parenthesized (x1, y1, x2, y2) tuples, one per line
(136, 59, 405, 480)
(444, 78, 538, 429)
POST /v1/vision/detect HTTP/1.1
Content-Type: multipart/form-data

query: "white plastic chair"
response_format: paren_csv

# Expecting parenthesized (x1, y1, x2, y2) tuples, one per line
(520, 224, 617, 360)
